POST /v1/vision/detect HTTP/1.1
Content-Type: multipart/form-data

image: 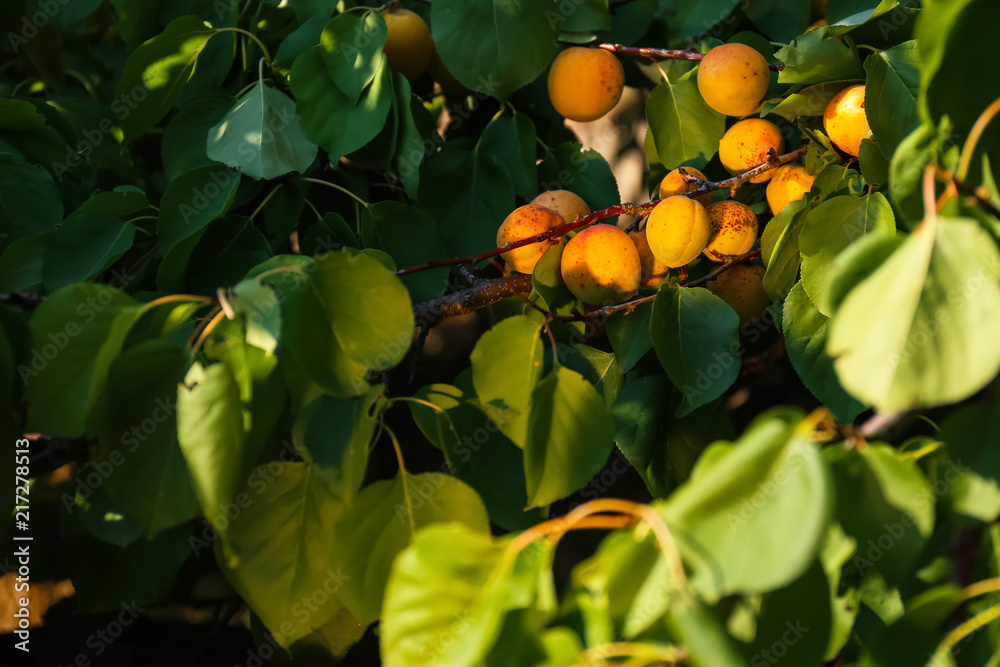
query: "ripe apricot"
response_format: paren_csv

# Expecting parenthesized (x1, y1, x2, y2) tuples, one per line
(630, 230, 670, 287)
(703, 201, 758, 260)
(766, 164, 816, 215)
(709, 264, 772, 325)
(381, 8, 433, 80)
(560, 224, 641, 304)
(530, 190, 590, 223)
(659, 167, 711, 207)
(823, 84, 870, 157)
(496, 204, 564, 274)
(718, 118, 786, 183)
(645, 196, 712, 269)
(548, 47, 625, 122)
(697, 43, 770, 117)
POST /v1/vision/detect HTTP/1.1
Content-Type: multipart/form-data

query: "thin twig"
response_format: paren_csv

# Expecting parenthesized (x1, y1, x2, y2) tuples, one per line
(593, 42, 786, 71)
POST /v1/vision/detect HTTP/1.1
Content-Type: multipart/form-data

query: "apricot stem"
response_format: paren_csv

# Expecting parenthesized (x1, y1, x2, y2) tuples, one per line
(957, 96, 1000, 182)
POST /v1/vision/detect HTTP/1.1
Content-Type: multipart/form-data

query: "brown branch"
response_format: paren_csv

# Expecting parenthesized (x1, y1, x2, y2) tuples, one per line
(593, 42, 786, 71)
(953, 178, 1000, 220)
(413, 272, 533, 329)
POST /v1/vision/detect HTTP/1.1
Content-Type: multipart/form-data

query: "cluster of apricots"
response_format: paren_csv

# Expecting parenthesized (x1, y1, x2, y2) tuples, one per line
(526, 39, 872, 325)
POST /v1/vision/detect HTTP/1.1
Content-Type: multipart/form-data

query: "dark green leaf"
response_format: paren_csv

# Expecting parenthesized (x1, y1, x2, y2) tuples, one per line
(647, 76, 725, 169)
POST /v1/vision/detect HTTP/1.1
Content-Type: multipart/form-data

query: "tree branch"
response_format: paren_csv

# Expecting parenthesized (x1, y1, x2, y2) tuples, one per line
(413, 272, 533, 328)
(593, 42, 786, 71)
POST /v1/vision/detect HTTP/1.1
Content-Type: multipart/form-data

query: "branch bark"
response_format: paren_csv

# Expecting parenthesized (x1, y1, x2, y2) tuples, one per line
(413, 272, 533, 328)
(593, 42, 786, 71)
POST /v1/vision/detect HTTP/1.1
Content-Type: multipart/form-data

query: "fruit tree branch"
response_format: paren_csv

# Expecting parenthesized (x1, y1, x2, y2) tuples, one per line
(412, 272, 533, 328)
(592, 43, 786, 71)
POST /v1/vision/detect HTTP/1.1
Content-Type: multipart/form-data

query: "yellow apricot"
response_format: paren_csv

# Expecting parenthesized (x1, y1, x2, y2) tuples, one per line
(823, 84, 870, 157)
(697, 43, 770, 117)
(659, 167, 711, 207)
(560, 224, 641, 305)
(382, 8, 434, 80)
(630, 230, 670, 287)
(645, 196, 712, 269)
(530, 190, 590, 223)
(709, 264, 772, 325)
(548, 47, 625, 122)
(718, 118, 786, 183)
(703, 201, 758, 260)
(766, 164, 816, 215)
(496, 204, 564, 274)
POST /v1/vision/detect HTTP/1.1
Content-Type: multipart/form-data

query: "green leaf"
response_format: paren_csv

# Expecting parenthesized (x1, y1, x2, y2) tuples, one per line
(334, 470, 490, 625)
(744, 0, 810, 42)
(318, 12, 388, 104)
(360, 201, 449, 302)
(763, 199, 810, 301)
(291, 390, 377, 502)
(114, 15, 218, 144)
(828, 216, 1000, 412)
(409, 384, 546, 531)
(176, 361, 248, 559)
(42, 212, 135, 293)
(864, 41, 920, 159)
(828, 444, 934, 583)
(668, 0, 741, 41)
(667, 597, 748, 667)
(856, 584, 963, 667)
(663, 408, 832, 598)
(538, 142, 620, 213)
(381, 523, 549, 667)
(650, 285, 740, 416)
(157, 165, 241, 256)
(218, 462, 359, 646)
(419, 143, 515, 258)
(743, 561, 832, 666)
(477, 115, 539, 201)
(647, 76, 724, 170)
(606, 303, 652, 373)
(24, 285, 143, 436)
(524, 366, 615, 508)
(162, 97, 231, 181)
(0, 152, 62, 253)
(766, 79, 861, 122)
(92, 339, 199, 538)
(263, 251, 413, 398)
(184, 215, 274, 295)
(613, 375, 733, 498)
(940, 401, 1000, 522)
(206, 82, 318, 180)
(775, 29, 865, 85)
(783, 282, 867, 423)
(431, 0, 559, 100)
(290, 45, 393, 163)
(799, 192, 896, 316)
(0, 234, 50, 293)
(470, 314, 544, 447)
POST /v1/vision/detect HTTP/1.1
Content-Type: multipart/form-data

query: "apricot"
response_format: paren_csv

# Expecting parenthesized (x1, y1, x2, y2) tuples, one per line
(560, 224, 641, 305)
(718, 118, 786, 183)
(629, 230, 670, 287)
(697, 43, 770, 117)
(496, 204, 564, 274)
(766, 164, 816, 215)
(709, 264, 772, 325)
(381, 8, 433, 80)
(806, 18, 828, 32)
(823, 84, 870, 157)
(703, 201, 758, 260)
(659, 167, 711, 207)
(548, 47, 625, 122)
(530, 190, 590, 223)
(645, 196, 712, 269)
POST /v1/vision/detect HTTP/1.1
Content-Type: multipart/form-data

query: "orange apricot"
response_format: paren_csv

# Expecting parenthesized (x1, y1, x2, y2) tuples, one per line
(718, 118, 786, 183)
(560, 224, 641, 304)
(697, 43, 770, 117)
(659, 167, 712, 207)
(496, 204, 564, 274)
(703, 201, 758, 260)
(548, 47, 625, 122)
(382, 8, 434, 80)
(645, 196, 712, 269)
(530, 190, 590, 223)
(709, 264, 772, 325)
(630, 230, 670, 287)
(766, 164, 816, 215)
(823, 84, 870, 157)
